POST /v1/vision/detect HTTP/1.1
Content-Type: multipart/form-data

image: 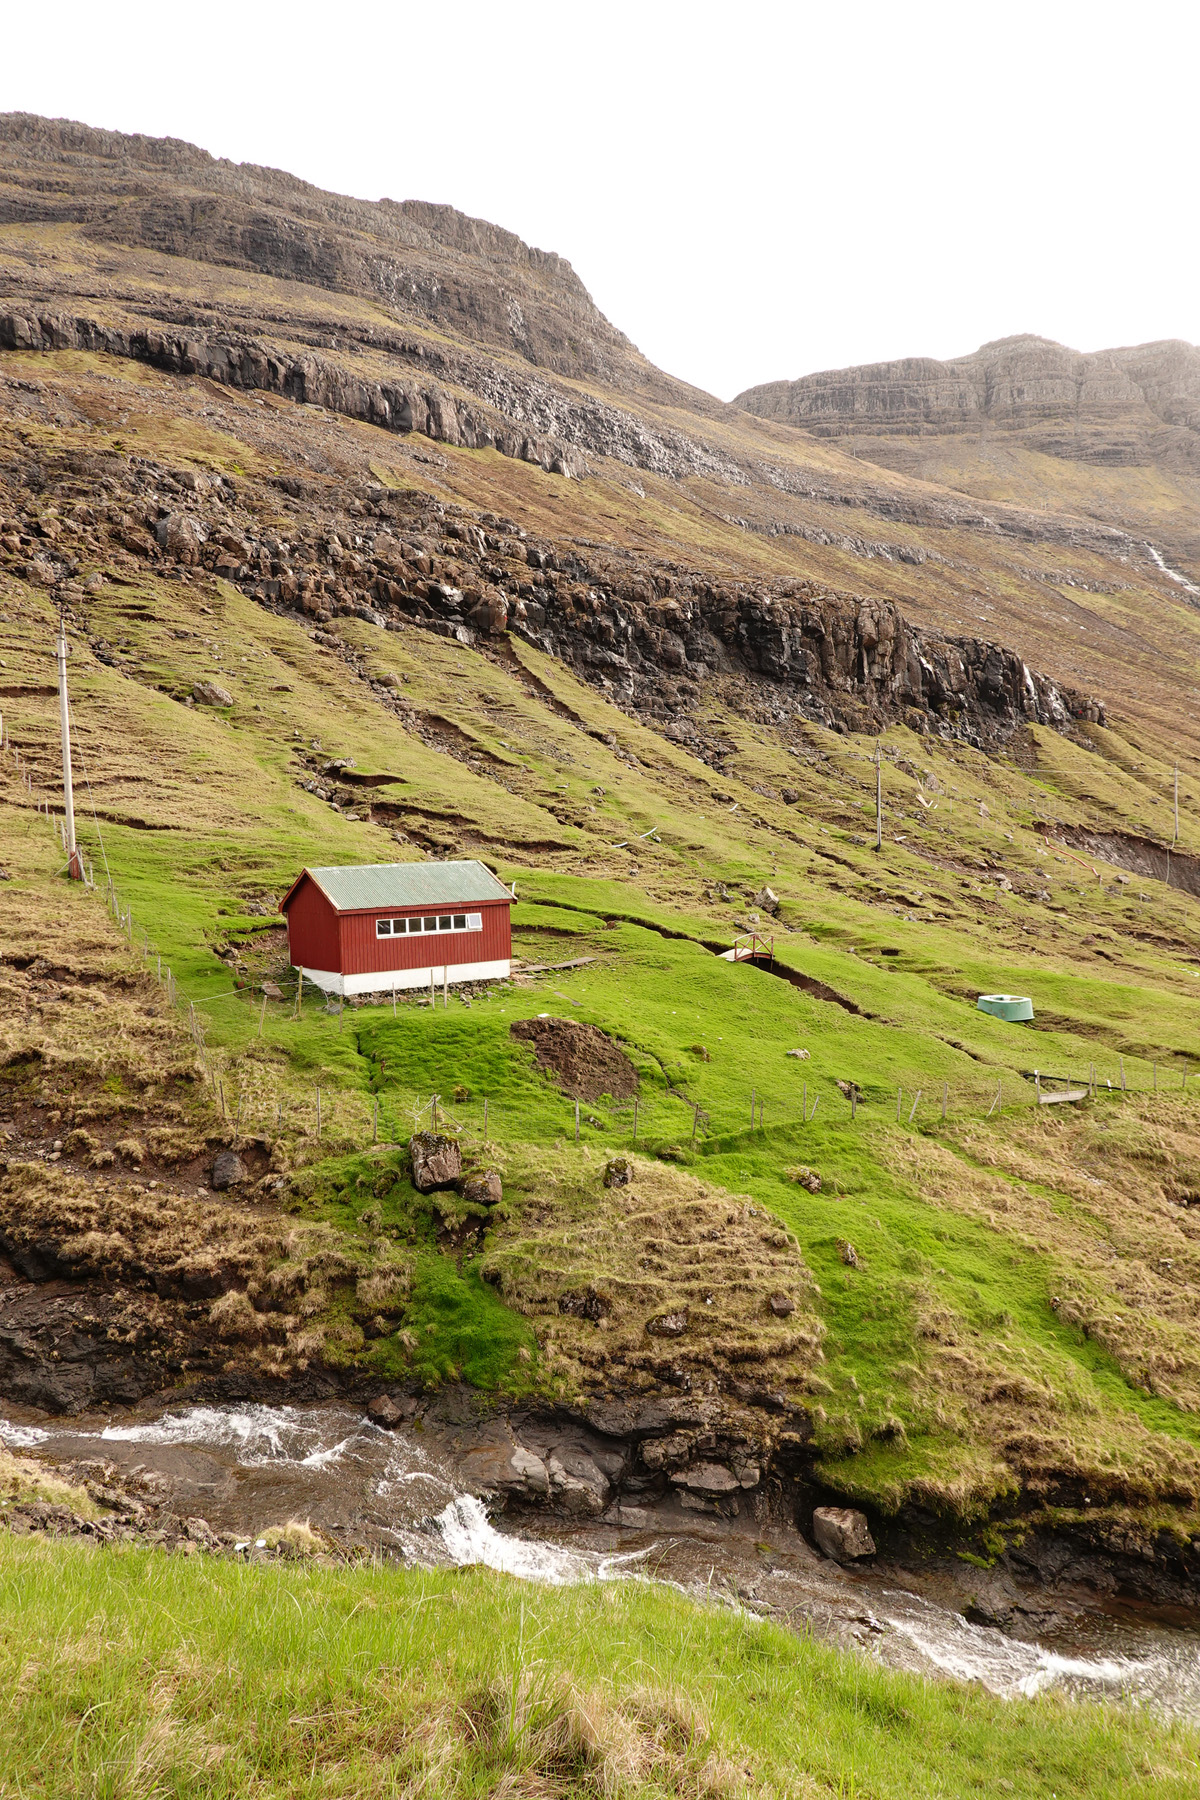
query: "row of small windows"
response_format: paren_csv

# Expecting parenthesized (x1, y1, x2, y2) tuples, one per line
(375, 912, 482, 938)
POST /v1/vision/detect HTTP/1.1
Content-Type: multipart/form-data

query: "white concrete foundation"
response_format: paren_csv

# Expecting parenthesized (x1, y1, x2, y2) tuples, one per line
(300, 960, 510, 998)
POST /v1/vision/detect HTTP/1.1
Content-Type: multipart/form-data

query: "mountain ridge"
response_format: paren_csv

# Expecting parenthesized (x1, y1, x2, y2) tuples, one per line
(734, 332, 1200, 457)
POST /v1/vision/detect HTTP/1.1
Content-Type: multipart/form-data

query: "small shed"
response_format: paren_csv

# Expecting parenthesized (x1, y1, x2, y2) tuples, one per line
(281, 860, 513, 998)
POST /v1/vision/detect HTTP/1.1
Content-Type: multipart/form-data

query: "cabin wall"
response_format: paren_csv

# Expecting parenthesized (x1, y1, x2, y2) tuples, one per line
(284, 878, 341, 972)
(339, 900, 511, 975)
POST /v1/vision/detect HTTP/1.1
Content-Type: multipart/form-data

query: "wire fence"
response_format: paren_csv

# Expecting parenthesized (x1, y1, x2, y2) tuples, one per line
(6, 734, 1196, 1157)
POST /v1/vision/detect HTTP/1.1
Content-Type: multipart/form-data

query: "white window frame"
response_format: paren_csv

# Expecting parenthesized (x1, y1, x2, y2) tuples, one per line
(375, 911, 483, 938)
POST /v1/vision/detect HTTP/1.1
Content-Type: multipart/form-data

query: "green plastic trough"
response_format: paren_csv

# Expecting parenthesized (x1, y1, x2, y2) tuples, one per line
(976, 993, 1034, 1023)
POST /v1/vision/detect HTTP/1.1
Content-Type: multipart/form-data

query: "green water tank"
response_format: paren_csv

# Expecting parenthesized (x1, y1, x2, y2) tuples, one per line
(977, 993, 1034, 1023)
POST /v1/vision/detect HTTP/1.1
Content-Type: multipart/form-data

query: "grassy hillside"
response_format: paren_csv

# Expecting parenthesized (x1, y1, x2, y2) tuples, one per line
(1, 1535, 1196, 1799)
(6, 515, 1200, 1539)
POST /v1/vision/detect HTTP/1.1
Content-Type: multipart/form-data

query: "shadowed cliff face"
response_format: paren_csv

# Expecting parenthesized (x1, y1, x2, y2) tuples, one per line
(735, 335, 1200, 464)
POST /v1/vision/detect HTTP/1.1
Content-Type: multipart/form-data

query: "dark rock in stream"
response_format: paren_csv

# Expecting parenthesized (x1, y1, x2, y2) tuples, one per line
(813, 1506, 877, 1562)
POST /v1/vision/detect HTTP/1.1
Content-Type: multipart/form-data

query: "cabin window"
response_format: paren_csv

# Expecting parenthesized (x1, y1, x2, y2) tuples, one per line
(376, 912, 487, 937)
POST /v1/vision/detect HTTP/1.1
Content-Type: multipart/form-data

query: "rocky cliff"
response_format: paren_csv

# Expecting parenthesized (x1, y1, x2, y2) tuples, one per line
(0, 112, 708, 406)
(735, 334, 1200, 466)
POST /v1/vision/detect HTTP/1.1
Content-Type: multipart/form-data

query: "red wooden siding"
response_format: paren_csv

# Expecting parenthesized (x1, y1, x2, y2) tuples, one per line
(339, 899, 510, 974)
(283, 877, 340, 971)
(283, 873, 510, 974)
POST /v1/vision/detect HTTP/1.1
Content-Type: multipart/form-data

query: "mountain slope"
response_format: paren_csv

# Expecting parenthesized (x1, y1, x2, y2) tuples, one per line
(4, 119, 1200, 1584)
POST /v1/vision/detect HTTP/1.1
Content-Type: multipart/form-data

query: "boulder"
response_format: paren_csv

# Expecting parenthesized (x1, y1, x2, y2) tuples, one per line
(193, 679, 233, 708)
(670, 1462, 740, 1495)
(603, 1155, 633, 1188)
(160, 512, 202, 565)
(786, 1048, 810, 1060)
(769, 1292, 795, 1318)
(409, 1131, 462, 1192)
(367, 1395, 404, 1429)
(211, 1150, 247, 1191)
(645, 1310, 688, 1338)
(547, 1447, 611, 1516)
(756, 885, 781, 915)
(812, 1506, 876, 1561)
(469, 592, 509, 634)
(460, 1168, 502, 1207)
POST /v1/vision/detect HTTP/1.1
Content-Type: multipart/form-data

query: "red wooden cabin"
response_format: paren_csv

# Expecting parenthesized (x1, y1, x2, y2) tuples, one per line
(280, 860, 513, 997)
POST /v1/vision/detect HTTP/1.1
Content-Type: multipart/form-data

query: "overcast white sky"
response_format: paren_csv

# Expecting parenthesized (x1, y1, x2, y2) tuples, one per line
(4, 1, 1197, 400)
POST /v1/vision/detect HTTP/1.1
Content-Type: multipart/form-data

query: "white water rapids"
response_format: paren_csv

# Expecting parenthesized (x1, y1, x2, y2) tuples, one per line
(6, 1402, 1200, 1716)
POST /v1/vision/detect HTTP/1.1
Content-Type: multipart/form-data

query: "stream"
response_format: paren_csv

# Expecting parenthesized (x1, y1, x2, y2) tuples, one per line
(5, 1400, 1200, 1719)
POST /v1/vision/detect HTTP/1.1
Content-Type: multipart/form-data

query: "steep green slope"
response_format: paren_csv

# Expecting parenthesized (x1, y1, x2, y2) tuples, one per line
(6, 528, 1200, 1539)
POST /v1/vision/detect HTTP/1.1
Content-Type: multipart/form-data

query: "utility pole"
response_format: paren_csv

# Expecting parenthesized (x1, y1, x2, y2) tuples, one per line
(55, 619, 83, 879)
(875, 739, 883, 853)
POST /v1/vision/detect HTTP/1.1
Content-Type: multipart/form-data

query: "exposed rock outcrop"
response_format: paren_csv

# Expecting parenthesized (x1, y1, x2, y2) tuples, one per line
(736, 334, 1200, 471)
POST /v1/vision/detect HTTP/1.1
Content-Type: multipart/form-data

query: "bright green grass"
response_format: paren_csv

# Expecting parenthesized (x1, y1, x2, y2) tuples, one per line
(13, 567, 1200, 1516)
(1, 1537, 1195, 1800)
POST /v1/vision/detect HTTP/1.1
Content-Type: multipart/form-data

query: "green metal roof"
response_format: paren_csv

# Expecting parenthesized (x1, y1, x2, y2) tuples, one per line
(301, 860, 512, 913)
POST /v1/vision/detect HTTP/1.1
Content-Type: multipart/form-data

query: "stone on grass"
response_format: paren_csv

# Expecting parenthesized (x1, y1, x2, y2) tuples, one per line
(838, 1239, 860, 1267)
(786, 1048, 810, 1060)
(460, 1168, 503, 1207)
(211, 1150, 247, 1190)
(193, 679, 233, 708)
(409, 1132, 462, 1192)
(756, 885, 781, 914)
(645, 1310, 688, 1338)
(813, 1506, 876, 1561)
(769, 1292, 795, 1318)
(791, 1166, 821, 1192)
(603, 1155, 633, 1188)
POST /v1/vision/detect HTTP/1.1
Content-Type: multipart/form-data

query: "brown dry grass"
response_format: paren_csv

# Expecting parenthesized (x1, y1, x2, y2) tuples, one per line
(484, 1148, 823, 1405)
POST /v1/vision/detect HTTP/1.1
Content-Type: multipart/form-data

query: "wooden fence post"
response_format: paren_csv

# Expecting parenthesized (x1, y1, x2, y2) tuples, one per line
(574, 1099, 580, 1143)
(908, 1090, 921, 1123)
(896, 1087, 902, 1122)
(483, 1097, 488, 1140)
(373, 1096, 378, 1143)
(258, 993, 268, 1037)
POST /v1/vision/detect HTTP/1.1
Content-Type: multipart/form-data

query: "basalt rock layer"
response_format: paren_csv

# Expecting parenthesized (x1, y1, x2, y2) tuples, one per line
(0, 430, 1100, 753)
(735, 333, 1200, 465)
